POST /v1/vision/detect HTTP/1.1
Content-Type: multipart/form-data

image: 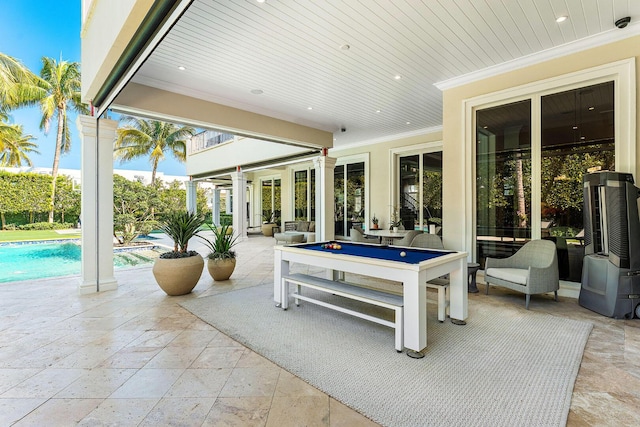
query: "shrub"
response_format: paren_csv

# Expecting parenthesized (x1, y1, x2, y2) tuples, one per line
(18, 222, 75, 230)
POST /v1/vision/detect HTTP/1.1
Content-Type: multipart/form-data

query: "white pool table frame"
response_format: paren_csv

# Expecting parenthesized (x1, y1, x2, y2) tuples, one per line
(274, 242, 468, 353)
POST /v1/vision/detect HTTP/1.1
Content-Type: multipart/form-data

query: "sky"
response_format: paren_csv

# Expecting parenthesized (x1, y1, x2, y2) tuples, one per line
(0, 0, 186, 176)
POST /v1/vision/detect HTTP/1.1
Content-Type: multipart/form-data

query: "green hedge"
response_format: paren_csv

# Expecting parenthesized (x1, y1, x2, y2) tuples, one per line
(17, 222, 76, 231)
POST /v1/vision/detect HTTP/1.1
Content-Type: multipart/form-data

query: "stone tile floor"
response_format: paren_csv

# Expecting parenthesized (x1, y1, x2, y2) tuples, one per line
(0, 234, 638, 426)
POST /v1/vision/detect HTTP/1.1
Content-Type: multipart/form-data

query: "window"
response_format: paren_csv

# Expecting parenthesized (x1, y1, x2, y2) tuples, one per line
(475, 81, 616, 281)
(476, 100, 532, 262)
(334, 161, 365, 237)
(261, 178, 281, 223)
(399, 152, 442, 231)
(293, 168, 316, 221)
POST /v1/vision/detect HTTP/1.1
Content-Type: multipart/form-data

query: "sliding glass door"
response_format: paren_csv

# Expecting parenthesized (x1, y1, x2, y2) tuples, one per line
(294, 168, 316, 221)
(334, 161, 365, 237)
(540, 81, 614, 280)
(261, 178, 281, 223)
(399, 152, 442, 232)
(476, 100, 532, 263)
(475, 80, 615, 280)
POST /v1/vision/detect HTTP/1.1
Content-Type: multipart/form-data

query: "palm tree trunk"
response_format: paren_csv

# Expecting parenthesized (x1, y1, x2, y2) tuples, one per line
(48, 109, 64, 223)
(151, 158, 158, 186)
(150, 159, 159, 218)
(516, 157, 527, 228)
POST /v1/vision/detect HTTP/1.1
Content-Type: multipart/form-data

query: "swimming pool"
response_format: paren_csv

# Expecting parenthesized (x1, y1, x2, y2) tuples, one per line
(0, 240, 163, 283)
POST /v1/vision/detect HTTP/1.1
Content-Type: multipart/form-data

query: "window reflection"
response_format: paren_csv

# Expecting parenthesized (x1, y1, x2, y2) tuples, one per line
(476, 100, 532, 266)
(541, 81, 614, 281)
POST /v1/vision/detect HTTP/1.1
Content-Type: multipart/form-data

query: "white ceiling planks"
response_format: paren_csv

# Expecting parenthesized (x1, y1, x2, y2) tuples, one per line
(131, 0, 640, 148)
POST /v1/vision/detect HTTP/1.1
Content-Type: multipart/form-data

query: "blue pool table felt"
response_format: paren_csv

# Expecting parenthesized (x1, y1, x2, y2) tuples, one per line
(299, 241, 453, 264)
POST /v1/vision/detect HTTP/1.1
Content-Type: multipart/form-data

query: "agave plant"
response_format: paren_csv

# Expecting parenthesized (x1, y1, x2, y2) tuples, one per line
(200, 223, 239, 260)
(158, 211, 206, 258)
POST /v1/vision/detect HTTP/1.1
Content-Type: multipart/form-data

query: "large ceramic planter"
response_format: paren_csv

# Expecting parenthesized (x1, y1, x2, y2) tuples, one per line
(152, 255, 204, 295)
(207, 258, 236, 281)
(261, 223, 277, 236)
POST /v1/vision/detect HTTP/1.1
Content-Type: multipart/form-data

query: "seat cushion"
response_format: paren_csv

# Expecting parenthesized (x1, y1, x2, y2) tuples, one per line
(486, 268, 528, 285)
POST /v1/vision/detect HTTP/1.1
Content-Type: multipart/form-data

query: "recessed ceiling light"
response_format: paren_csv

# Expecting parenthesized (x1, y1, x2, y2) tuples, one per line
(256, 0, 266, 3)
(177, 66, 186, 71)
(394, 75, 402, 80)
(376, 110, 381, 113)
(406, 121, 411, 125)
(588, 106, 595, 111)
(340, 44, 350, 50)
(556, 16, 568, 23)
(307, 107, 313, 110)
(250, 89, 263, 95)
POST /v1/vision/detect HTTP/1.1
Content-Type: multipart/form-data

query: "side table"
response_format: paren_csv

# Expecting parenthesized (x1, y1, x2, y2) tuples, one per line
(468, 262, 480, 293)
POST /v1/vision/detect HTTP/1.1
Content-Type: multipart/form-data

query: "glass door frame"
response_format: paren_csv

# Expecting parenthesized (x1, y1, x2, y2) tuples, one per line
(290, 166, 315, 221)
(391, 141, 444, 231)
(259, 174, 281, 224)
(335, 153, 369, 237)
(464, 59, 636, 262)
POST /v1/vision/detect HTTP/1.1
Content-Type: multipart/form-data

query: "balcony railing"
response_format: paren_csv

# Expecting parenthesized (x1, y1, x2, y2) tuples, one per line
(189, 130, 235, 154)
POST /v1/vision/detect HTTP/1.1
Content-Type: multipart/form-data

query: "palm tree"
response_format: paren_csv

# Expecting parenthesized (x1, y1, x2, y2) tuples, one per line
(0, 53, 42, 167)
(38, 57, 89, 222)
(0, 114, 38, 166)
(0, 52, 43, 112)
(114, 117, 196, 185)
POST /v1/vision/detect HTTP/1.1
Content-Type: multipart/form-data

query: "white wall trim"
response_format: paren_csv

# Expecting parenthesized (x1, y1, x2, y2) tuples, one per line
(435, 24, 640, 91)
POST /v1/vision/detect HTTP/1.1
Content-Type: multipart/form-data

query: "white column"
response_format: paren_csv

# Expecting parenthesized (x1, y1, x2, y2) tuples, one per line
(76, 115, 118, 294)
(225, 189, 231, 214)
(211, 186, 221, 225)
(314, 154, 337, 241)
(185, 180, 197, 214)
(231, 168, 247, 240)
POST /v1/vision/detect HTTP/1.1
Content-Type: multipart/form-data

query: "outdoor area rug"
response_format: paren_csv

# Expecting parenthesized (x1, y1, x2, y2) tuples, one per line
(181, 284, 593, 427)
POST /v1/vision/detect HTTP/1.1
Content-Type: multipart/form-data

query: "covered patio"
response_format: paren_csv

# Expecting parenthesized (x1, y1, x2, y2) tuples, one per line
(0, 236, 638, 425)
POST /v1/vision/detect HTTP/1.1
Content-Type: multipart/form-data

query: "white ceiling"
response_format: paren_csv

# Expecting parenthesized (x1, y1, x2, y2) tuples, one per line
(131, 0, 640, 148)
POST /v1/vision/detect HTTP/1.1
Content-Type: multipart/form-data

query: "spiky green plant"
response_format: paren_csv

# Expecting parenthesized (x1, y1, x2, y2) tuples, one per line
(158, 211, 206, 258)
(199, 223, 239, 260)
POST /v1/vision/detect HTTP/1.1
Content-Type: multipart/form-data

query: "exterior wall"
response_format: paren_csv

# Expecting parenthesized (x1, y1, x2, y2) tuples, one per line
(331, 132, 442, 228)
(249, 169, 291, 228)
(81, 0, 155, 102)
(248, 131, 442, 230)
(442, 35, 640, 255)
(188, 137, 316, 178)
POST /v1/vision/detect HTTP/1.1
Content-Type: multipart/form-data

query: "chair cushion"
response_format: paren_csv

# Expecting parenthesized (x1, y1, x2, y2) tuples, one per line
(486, 268, 528, 285)
(297, 221, 310, 232)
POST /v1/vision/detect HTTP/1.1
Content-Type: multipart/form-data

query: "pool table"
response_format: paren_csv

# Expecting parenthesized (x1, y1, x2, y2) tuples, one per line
(274, 241, 468, 354)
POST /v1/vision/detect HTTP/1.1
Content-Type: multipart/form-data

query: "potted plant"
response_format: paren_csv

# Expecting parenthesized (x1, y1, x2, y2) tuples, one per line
(390, 208, 402, 232)
(200, 223, 239, 281)
(372, 214, 379, 230)
(261, 211, 278, 236)
(152, 211, 206, 296)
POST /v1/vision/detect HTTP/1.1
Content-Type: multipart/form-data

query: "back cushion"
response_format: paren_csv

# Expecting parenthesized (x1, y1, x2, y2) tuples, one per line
(298, 221, 310, 232)
(284, 222, 297, 231)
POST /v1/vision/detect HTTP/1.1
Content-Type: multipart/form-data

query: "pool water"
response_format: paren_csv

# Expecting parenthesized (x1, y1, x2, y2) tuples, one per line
(0, 241, 162, 283)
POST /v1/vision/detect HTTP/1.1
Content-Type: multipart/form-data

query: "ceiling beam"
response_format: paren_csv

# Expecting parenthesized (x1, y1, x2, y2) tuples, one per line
(112, 82, 334, 149)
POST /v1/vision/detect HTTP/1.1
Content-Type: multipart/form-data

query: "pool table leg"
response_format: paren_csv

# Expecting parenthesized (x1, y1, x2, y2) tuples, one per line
(274, 251, 289, 308)
(403, 271, 427, 357)
(449, 258, 468, 324)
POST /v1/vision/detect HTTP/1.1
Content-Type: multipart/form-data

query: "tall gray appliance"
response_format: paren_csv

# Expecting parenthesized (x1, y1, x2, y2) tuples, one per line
(580, 171, 640, 318)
